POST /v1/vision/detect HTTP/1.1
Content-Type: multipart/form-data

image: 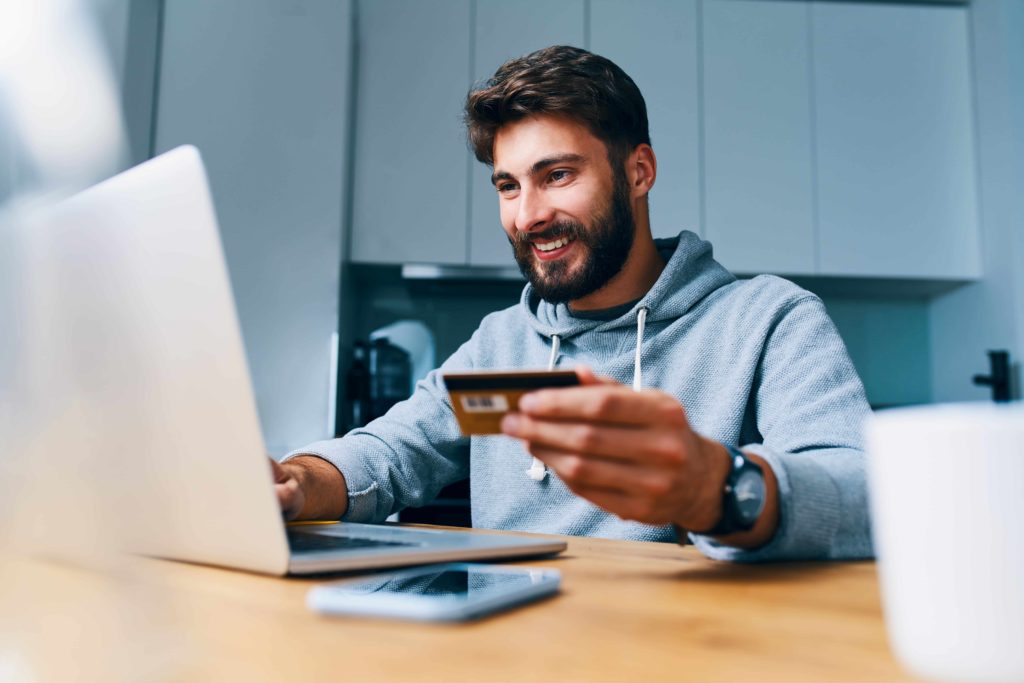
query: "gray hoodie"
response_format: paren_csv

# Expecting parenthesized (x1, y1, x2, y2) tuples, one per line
(287, 231, 873, 562)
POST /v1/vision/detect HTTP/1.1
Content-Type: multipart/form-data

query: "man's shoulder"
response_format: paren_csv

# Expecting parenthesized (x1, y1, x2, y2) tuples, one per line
(463, 301, 532, 347)
(476, 301, 526, 330)
(453, 300, 543, 369)
(713, 273, 821, 314)
(686, 274, 825, 339)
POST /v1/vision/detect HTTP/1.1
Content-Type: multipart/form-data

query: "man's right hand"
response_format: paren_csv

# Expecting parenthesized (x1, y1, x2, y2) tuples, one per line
(267, 455, 349, 521)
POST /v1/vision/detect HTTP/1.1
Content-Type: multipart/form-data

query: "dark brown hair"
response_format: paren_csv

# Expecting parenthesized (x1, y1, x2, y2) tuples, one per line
(464, 45, 650, 168)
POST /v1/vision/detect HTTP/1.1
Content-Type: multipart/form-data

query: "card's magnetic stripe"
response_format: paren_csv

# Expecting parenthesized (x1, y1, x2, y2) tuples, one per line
(443, 373, 580, 391)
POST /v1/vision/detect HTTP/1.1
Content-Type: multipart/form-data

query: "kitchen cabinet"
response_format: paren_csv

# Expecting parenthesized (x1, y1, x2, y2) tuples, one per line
(702, 0, 816, 275)
(155, 0, 352, 453)
(812, 2, 980, 279)
(590, 0, 700, 242)
(468, 0, 586, 267)
(350, 0, 980, 284)
(350, 0, 471, 265)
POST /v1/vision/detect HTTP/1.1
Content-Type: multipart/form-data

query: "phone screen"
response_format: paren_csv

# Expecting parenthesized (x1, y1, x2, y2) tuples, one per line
(338, 567, 537, 601)
(308, 563, 561, 620)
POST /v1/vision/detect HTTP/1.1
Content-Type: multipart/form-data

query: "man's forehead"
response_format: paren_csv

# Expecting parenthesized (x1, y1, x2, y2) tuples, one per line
(492, 116, 601, 173)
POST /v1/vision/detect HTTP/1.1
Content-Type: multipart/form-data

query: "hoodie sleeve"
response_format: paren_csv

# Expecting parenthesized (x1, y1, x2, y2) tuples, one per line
(689, 296, 874, 562)
(281, 341, 474, 522)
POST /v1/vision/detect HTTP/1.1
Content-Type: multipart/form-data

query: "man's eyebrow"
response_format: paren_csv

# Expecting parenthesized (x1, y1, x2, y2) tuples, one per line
(490, 153, 587, 187)
(491, 170, 515, 187)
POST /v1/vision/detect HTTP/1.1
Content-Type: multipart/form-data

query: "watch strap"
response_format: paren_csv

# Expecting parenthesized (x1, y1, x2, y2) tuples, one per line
(700, 445, 764, 537)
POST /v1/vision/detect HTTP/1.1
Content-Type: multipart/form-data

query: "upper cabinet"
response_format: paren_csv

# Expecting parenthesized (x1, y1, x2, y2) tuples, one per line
(703, 0, 816, 276)
(350, 0, 472, 265)
(812, 2, 980, 279)
(468, 0, 585, 266)
(350, 0, 981, 283)
(591, 0, 701, 242)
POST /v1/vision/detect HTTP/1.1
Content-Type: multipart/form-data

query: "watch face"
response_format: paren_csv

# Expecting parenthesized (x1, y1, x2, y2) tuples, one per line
(733, 470, 766, 523)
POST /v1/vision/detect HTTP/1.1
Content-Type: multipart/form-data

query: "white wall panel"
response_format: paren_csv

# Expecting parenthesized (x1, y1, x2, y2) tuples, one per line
(156, 0, 352, 453)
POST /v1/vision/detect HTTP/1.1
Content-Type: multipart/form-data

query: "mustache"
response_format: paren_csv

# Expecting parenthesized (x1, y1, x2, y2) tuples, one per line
(511, 221, 584, 247)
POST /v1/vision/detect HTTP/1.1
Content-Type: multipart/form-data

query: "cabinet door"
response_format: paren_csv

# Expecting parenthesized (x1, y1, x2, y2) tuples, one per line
(591, 0, 700, 242)
(467, 0, 585, 267)
(703, 0, 815, 276)
(156, 0, 352, 453)
(351, 0, 472, 265)
(812, 3, 980, 278)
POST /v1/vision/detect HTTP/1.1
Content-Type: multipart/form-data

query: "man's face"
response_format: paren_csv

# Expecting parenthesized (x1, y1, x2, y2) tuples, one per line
(491, 116, 635, 304)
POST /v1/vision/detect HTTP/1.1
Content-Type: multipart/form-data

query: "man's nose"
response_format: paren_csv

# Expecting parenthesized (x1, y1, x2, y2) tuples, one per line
(514, 187, 554, 234)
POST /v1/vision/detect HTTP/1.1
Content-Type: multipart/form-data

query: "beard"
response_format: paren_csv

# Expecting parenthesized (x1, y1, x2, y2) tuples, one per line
(510, 169, 635, 305)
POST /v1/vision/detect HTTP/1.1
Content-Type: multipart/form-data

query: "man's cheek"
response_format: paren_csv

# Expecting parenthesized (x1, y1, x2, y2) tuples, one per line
(499, 206, 518, 238)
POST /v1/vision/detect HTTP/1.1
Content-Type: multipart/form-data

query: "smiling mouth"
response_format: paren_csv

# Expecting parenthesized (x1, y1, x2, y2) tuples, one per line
(532, 235, 576, 253)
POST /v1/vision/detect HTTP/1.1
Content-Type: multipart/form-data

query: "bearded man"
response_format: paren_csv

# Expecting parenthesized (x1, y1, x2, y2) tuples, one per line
(271, 46, 872, 561)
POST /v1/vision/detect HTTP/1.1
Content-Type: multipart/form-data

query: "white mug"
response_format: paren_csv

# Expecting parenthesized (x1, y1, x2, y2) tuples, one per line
(866, 403, 1024, 683)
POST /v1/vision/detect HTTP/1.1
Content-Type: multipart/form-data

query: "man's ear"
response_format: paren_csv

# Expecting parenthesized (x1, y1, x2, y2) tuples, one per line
(628, 144, 657, 199)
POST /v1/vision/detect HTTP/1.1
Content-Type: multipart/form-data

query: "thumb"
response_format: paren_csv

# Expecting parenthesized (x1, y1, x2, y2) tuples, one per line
(575, 365, 619, 386)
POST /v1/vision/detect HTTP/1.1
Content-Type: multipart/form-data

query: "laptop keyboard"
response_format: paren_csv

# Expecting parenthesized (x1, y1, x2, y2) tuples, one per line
(288, 530, 417, 554)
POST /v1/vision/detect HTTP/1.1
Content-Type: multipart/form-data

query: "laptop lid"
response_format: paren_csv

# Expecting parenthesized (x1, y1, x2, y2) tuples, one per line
(21, 146, 291, 574)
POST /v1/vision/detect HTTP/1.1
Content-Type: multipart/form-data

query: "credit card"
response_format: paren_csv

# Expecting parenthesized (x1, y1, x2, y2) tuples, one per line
(443, 370, 581, 435)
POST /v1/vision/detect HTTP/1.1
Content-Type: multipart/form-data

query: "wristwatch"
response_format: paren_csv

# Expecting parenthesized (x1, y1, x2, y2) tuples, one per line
(699, 445, 767, 536)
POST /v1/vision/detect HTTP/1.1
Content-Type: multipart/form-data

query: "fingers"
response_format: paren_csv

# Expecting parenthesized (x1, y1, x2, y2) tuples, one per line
(503, 413, 683, 467)
(528, 447, 680, 525)
(276, 480, 301, 520)
(571, 487, 673, 525)
(269, 456, 304, 520)
(518, 385, 685, 427)
(530, 446, 675, 498)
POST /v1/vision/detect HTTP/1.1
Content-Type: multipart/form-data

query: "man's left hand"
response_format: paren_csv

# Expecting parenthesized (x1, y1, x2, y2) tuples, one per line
(500, 367, 732, 531)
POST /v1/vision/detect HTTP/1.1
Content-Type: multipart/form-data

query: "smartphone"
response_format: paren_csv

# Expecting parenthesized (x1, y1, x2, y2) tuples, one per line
(307, 563, 561, 622)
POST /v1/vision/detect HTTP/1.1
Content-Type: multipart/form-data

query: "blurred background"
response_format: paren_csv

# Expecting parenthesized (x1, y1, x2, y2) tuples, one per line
(2, 0, 1022, 524)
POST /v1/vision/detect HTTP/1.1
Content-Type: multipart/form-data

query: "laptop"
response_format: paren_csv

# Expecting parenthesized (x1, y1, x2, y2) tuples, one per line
(19, 146, 565, 575)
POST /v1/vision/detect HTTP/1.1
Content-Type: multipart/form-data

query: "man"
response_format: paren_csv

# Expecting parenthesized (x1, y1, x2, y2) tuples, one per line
(272, 46, 872, 561)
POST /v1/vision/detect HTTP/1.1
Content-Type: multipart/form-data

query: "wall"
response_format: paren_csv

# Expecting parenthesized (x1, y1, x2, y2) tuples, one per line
(90, 0, 161, 168)
(928, 0, 1024, 402)
(820, 297, 931, 407)
(154, 2, 353, 454)
(0, 0, 155, 203)
(5, 0, 354, 455)
(0, 106, 12, 205)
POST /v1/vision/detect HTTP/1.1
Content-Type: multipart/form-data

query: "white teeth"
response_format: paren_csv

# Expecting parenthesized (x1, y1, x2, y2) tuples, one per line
(535, 236, 573, 252)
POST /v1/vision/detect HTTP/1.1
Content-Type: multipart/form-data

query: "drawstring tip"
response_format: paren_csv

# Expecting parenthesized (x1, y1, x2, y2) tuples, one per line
(526, 462, 547, 481)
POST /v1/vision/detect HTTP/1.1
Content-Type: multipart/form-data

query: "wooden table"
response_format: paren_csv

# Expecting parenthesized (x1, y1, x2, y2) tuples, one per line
(0, 529, 913, 682)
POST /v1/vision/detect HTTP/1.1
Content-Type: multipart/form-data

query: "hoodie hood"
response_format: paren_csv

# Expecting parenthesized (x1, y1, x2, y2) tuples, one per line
(521, 230, 736, 340)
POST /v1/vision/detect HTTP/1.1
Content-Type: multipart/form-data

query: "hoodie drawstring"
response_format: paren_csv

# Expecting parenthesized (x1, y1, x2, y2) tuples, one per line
(547, 334, 561, 371)
(526, 308, 649, 482)
(633, 307, 648, 392)
(526, 334, 561, 481)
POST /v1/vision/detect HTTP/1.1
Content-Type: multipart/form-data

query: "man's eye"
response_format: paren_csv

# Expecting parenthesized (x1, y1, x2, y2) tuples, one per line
(497, 183, 518, 194)
(549, 169, 571, 183)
